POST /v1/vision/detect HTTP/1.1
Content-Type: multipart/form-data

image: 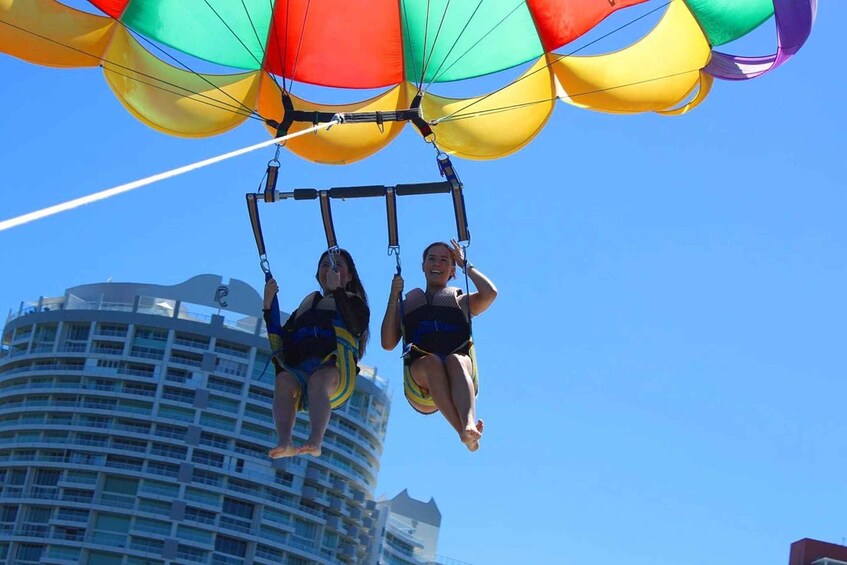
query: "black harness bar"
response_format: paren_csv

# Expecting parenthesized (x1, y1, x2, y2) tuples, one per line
(265, 93, 433, 139)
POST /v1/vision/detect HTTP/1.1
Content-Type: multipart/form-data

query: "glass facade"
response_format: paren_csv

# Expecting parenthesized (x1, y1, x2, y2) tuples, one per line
(0, 276, 390, 565)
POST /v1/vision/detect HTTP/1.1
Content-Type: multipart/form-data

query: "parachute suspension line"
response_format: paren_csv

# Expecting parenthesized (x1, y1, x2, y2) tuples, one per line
(201, 0, 267, 71)
(0, 121, 339, 233)
(419, 0, 454, 90)
(266, 0, 290, 93)
(417, 0, 433, 88)
(102, 66, 261, 120)
(109, 20, 261, 117)
(423, 0, 485, 93)
(401, 0, 421, 87)
(432, 0, 672, 123)
(428, 0, 525, 85)
(436, 67, 703, 123)
(237, 0, 285, 93)
(0, 18, 259, 121)
(287, 0, 313, 95)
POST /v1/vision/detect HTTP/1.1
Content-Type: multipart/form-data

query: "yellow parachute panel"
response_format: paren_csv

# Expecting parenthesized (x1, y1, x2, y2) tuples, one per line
(103, 27, 258, 138)
(551, 1, 712, 114)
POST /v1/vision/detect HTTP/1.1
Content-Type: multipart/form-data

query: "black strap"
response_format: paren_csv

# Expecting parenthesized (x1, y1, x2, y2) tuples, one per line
(265, 92, 433, 138)
(318, 191, 338, 251)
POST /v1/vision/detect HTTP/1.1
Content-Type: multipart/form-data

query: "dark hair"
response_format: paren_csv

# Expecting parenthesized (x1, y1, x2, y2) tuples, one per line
(315, 249, 369, 356)
(422, 241, 456, 280)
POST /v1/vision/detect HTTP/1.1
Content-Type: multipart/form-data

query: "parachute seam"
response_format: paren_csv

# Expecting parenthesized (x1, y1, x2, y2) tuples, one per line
(434, 0, 672, 123)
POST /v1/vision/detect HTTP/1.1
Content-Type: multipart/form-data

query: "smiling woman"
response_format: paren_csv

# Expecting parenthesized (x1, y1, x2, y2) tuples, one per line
(380, 239, 498, 452)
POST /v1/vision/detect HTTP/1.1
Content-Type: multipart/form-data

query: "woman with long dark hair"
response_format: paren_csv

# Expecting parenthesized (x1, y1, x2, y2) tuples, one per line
(263, 249, 369, 457)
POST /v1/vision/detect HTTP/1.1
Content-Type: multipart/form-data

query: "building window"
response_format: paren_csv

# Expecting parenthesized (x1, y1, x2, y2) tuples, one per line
(215, 358, 247, 378)
(214, 535, 247, 558)
(162, 386, 195, 404)
(104, 475, 140, 496)
(192, 449, 224, 468)
(223, 497, 254, 520)
(184, 506, 217, 525)
(198, 413, 236, 433)
(174, 332, 210, 349)
(176, 544, 209, 563)
(134, 517, 172, 536)
(208, 376, 243, 396)
(88, 551, 126, 565)
(34, 468, 60, 486)
(15, 543, 43, 563)
(129, 536, 164, 554)
(199, 432, 230, 450)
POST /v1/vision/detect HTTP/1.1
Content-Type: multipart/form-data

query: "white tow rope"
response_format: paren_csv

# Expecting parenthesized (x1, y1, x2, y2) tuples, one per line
(0, 119, 340, 232)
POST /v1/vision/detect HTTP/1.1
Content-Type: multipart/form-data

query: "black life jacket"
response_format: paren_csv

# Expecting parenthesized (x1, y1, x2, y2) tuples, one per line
(402, 287, 470, 356)
(280, 292, 338, 367)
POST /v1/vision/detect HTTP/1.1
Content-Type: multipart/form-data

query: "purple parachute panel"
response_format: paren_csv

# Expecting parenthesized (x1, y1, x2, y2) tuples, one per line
(705, 0, 817, 81)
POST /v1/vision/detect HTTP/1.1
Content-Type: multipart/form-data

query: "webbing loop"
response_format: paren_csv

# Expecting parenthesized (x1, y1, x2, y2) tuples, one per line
(436, 152, 471, 244)
(385, 187, 399, 249)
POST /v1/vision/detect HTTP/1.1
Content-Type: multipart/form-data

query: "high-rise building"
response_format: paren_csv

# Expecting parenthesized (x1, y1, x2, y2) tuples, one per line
(0, 274, 390, 565)
(372, 489, 441, 565)
(789, 538, 847, 565)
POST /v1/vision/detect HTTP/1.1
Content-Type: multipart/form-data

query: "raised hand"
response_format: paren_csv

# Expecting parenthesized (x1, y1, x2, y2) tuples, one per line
(390, 274, 404, 302)
(263, 278, 279, 309)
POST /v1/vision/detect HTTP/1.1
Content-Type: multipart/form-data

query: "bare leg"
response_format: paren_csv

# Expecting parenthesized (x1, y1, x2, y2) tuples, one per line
(269, 371, 300, 459)
(299, 365, 340, 457)
(445, 353, 481, 451)
(410, 354, 463, 434)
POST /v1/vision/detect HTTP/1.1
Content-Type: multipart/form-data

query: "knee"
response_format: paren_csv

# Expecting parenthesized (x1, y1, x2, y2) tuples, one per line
(445, 353, 471, 375)
(414, 354, 445, 376)
(309, 367, 340, 395)
(275, 372, 300, 398)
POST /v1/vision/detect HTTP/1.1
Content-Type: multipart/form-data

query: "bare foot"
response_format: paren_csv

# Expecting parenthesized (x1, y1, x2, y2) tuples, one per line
(298, 441, 322, 457)
(269, 442, 298, 459)
(460, 424, 482, 452)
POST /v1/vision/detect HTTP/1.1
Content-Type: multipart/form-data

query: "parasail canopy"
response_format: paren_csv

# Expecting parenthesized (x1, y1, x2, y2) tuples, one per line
(0, 0, 817, 164)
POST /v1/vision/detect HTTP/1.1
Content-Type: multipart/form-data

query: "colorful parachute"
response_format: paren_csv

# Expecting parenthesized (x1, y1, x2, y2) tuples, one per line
(0, 0, 816, 164)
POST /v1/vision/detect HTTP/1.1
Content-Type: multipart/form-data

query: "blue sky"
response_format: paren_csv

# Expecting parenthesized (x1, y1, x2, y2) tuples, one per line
(1, 2, 845, 564)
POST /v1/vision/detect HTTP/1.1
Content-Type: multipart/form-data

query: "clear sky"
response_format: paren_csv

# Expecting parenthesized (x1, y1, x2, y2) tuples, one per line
(1, 2, 845, 564)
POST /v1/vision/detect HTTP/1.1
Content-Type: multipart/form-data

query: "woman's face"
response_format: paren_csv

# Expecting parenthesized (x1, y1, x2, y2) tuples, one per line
(318, 253, 352, 291)
(422, 244, 455, 286)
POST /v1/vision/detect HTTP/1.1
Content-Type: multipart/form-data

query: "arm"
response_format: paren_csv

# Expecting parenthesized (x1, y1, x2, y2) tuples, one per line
(449, 240, 498, 316)
(380, 274, 404, 350)
(465, 264, 498, 316)
(331, 289, 370, 337)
